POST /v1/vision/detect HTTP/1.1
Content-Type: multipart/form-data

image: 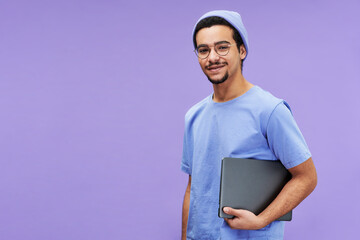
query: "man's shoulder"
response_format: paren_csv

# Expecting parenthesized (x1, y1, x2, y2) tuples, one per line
(251, 86, 283, 108)
(184, 95, 211, 122)
(248, 86, 289, 126)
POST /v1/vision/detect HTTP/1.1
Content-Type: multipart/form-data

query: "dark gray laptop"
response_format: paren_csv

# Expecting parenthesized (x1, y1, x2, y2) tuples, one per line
(219, 157, 292, 221)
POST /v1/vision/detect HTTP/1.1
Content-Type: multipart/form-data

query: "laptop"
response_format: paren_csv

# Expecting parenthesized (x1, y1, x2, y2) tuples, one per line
(219, 157, 292, 221)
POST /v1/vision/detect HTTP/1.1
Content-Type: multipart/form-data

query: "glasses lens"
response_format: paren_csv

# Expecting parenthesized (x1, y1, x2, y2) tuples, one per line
(215, 43, 231, 56)
(196, 46, 210, 59)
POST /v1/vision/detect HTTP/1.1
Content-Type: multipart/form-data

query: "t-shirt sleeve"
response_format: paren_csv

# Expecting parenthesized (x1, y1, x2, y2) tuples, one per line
(266, 101, 311, 169)
(181, 127, 192, 175)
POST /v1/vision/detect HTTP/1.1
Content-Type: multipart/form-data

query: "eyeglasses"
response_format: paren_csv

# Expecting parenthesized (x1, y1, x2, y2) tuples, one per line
(194, 42, 234, 59)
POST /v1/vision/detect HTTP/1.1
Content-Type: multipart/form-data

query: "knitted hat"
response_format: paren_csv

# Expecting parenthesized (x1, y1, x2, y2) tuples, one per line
(192, 10, 249, 59)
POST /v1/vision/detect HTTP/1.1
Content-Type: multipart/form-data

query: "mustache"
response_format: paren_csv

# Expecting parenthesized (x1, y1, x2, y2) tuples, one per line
(206, 62, 228, 68)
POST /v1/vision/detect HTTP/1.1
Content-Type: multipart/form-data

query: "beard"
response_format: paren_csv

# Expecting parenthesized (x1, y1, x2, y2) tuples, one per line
(205, 62, 229, 85)
(206, 71, 229, 85)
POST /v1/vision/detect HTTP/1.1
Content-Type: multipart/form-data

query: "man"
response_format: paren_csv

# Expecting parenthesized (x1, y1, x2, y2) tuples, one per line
(181, 10, 317, 240)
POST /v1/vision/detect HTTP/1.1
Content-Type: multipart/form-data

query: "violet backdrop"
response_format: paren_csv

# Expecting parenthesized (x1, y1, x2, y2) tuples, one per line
(1, 0, 359, 239)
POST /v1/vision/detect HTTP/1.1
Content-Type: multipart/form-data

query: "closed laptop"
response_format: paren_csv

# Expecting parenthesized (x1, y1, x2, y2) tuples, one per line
(219, 157, 292, 221)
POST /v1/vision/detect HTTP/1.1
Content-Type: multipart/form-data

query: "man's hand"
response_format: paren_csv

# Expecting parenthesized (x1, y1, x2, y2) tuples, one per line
(224, 207, 267, 230)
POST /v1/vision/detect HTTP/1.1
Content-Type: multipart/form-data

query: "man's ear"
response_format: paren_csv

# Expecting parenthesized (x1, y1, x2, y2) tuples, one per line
(239, 44, 247, 60)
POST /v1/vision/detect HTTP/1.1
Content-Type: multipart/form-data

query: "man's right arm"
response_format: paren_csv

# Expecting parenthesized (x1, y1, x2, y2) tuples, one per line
(182, 175, 191, 240)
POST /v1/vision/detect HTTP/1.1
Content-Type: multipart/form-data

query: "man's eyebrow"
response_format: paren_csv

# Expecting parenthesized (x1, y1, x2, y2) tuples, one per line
(215, 40, 231, 45)
(197, 44, 208, 48)
(197, 41, 231, 48)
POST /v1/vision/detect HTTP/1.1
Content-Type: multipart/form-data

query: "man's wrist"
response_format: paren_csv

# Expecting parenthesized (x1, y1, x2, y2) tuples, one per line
(257, 214, 270, 229)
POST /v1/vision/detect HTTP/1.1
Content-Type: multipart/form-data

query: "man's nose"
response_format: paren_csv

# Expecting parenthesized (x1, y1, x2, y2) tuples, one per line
(208, 47, 220, 62)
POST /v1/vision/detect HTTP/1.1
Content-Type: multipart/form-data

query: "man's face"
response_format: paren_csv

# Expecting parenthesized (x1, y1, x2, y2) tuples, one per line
(195, 25, 246, 85)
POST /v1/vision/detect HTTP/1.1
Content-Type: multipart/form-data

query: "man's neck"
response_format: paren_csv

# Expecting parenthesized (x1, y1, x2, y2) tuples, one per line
(212, 74, 254, 103)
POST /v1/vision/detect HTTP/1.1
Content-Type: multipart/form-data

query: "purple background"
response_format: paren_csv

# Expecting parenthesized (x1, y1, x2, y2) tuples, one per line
(1, 0, 359, 239)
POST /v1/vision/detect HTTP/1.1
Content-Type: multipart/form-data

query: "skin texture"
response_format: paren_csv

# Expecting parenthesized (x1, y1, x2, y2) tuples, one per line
(181, 25, 317, 235)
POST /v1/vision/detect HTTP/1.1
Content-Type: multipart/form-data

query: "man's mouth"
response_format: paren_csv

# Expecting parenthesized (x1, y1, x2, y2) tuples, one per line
(206, 63, 227, 72)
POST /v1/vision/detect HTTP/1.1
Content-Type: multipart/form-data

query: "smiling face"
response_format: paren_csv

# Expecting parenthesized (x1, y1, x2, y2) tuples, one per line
(195, 25, 246, 85)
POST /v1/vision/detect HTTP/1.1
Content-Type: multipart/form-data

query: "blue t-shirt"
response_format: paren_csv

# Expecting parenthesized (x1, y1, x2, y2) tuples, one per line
(181, 86, 311, 240)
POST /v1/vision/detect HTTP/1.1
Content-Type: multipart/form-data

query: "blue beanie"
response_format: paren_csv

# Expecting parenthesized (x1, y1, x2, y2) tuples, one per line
(192, 10, 249, 60)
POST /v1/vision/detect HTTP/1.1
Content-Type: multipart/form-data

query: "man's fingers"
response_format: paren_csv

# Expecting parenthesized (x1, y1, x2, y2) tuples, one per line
(223, 207, 236, 215)
(224, 208, 264, 230)
(224, 207, 246, 217)
(224, 217, 234, 228)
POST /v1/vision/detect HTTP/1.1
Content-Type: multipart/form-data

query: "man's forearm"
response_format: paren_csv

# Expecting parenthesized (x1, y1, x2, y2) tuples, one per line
(258, 158, 317, 226)
(182, 176, 191, 240)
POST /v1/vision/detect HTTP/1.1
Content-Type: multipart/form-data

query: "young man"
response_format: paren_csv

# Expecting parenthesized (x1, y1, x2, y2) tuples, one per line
(181, 10, 317, 240)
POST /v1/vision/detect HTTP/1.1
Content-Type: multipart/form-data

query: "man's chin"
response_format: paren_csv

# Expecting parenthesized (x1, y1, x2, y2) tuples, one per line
(207, 72, 229, 85)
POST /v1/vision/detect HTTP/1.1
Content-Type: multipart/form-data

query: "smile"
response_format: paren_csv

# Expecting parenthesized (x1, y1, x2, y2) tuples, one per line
(206, 64, 226, 72)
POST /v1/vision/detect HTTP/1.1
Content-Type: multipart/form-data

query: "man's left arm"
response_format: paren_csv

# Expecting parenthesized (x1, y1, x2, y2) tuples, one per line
(224, 157, 317, 230)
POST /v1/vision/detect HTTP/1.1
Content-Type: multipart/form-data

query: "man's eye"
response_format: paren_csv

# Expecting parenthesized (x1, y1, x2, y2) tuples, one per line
(217, 45, 230, 50)
(198, 48, 209, 54)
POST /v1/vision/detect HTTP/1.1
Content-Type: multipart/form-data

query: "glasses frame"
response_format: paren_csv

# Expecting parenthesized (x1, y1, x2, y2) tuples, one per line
(194, 42, 235, 59)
